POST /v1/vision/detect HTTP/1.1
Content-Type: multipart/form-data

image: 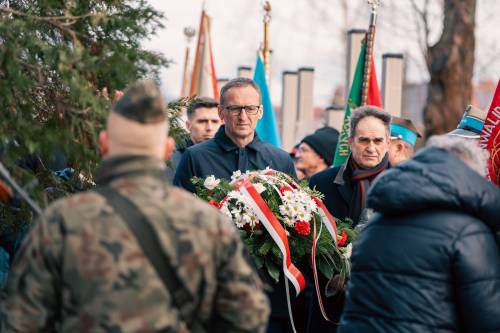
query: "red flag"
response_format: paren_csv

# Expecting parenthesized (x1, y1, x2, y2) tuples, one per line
(367, 57, 382, 107)
(189, 10, 219, 100)
(479, 80, 500, 186)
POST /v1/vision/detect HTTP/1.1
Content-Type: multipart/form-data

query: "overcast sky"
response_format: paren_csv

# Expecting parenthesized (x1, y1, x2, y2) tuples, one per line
(144, 0, 500, 106)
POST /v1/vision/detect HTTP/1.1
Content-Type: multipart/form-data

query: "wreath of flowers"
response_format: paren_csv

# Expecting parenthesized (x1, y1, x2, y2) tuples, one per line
(192, 168, 357, 285)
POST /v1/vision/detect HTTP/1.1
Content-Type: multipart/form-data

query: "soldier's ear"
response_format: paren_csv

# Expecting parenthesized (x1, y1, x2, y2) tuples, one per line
(99, 131, 109, 157)
(163, 137, 176, 161)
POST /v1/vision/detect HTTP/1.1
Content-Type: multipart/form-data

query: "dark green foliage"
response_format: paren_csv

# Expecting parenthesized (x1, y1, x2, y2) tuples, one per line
(0, 1, 183, 230)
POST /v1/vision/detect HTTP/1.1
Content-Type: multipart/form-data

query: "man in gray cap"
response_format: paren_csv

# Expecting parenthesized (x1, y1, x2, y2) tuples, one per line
(1, 80, 270, 332)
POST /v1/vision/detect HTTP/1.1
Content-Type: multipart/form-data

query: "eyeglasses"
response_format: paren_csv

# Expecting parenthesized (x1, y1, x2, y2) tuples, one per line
(222, 105, 262, 116)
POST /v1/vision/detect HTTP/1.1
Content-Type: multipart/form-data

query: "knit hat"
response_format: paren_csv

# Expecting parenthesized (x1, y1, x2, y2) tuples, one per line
(301, 126, 339, 166)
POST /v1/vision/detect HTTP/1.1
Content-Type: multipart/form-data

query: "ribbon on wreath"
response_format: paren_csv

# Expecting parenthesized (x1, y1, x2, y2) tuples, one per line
(226, 169, 341, 328)
(239, 181, 306, 295)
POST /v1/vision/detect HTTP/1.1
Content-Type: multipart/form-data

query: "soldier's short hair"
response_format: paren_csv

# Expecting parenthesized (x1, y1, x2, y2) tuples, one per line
(187, 97, 219, 119)
(219, 78, 262, 106)
(112, 79, 166, 124)
(349, 106, 391, 138)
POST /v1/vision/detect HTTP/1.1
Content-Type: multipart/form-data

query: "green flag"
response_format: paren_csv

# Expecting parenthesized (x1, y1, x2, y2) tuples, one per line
(333, 41, 383, 167)
(332, 44, 366, 167)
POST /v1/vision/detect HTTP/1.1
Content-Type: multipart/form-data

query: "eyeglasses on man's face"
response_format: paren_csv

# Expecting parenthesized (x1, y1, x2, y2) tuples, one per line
(221, 105, 262, 116)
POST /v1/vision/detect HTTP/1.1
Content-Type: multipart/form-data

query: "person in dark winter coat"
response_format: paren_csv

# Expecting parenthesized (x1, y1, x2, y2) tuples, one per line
(338, 134, 500, 333)
(306, 106, 391, 333)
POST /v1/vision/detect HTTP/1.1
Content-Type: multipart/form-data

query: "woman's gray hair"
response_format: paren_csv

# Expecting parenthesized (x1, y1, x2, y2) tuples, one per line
(426, 134, 489, 176)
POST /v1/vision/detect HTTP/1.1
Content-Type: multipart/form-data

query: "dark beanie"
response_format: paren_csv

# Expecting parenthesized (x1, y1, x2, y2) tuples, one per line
(301, 126, 339, 166)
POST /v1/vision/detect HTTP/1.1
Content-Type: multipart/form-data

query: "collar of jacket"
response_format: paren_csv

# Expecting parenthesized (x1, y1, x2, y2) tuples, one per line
(96, 155, 167, 186)
(214, 125, 263, 152)
(176, 138, 194, 153)
(334, 158, 350, 185)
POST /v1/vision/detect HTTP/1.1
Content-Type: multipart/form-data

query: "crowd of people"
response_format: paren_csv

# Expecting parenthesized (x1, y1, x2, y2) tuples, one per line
(0, 78, 499, 333)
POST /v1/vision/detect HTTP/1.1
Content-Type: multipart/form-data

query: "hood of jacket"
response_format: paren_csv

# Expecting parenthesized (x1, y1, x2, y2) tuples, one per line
(367, 147, 500, 231)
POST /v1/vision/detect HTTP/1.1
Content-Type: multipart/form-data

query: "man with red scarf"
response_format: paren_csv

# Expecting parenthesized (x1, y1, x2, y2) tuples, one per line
(306, 106, 391, 333)
(309, 106, 391, 226)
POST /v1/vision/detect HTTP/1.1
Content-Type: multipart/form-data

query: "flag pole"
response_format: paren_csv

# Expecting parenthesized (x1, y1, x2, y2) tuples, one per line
(181, 26, 196, 97)
(262, 1, 271, 84)
(361, 0, 380, 106)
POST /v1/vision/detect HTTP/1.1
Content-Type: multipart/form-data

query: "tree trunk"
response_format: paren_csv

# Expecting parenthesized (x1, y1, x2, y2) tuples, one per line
(424, 0, 476, 138)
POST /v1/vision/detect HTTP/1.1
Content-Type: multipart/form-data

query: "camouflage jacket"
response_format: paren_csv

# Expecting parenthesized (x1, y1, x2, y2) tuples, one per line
(0, 155, 270, 332)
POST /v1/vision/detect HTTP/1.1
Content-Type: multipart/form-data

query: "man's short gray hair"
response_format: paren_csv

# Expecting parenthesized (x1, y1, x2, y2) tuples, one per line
(426, 134, 489, 176)
(220, 78, 262, 106)
(349, 106, 391, 138)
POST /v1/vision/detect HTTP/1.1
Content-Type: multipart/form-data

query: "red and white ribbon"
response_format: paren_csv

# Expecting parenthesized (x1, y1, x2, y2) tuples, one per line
(313, 197, 338, 246)
(239, 181, 306, 295)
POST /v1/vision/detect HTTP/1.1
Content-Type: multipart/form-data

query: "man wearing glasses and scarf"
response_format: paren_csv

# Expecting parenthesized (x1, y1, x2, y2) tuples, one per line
(174, 77, 296, 192)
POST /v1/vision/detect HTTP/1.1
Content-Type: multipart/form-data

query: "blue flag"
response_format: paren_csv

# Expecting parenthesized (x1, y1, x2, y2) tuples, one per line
(254, 55, 281, 147)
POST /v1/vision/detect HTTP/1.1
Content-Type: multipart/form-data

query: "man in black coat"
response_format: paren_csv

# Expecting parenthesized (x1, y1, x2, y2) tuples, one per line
(338, 135, 500, 333)
(306, 106, 391, 332)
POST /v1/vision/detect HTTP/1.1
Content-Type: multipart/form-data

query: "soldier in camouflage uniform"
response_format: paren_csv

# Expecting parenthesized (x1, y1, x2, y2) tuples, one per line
(0, 80, 270, 332)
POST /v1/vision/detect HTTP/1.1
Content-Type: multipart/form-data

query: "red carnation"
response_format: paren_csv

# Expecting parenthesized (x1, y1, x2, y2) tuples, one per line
(294, 221, 310, 236)
(338, 231, 348, 247)
(208, 199, 221, 209)
(279, 186, 293, 194)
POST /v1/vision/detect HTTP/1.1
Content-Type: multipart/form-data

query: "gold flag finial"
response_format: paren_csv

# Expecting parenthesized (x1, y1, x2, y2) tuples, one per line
(180, 26, 196, 97)
(262, 1, 272, 84)
(361, 0, 381, 105)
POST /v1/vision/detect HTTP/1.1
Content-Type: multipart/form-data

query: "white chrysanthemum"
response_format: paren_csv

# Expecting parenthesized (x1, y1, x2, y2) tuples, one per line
(203, 175, 220, 190)
(282, 191, 295, 203)
(290, 203, 301, 214)
(249, 214, 260, 227)
(234, 219, 245, 228)
(296, 210, 311, 222)
(279, 204, 292, 217)
(241, 213, 253, 225)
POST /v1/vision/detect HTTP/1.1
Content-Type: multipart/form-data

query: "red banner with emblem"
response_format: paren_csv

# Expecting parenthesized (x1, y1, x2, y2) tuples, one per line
(479, 79, 500, 186)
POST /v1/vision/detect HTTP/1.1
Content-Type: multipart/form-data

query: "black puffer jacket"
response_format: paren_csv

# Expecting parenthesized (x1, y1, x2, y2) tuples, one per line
(338, 147, 500, 333)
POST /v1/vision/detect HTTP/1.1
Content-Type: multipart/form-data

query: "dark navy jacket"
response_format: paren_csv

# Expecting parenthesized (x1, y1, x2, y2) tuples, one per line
(165, 139, 193, 182)
(338, 147, 500, 333)
(174, 126, 297, 192)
